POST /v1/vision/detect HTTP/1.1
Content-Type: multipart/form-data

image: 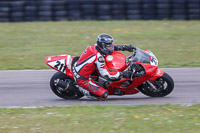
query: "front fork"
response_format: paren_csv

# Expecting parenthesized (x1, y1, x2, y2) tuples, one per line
(137, 69, 165, 92)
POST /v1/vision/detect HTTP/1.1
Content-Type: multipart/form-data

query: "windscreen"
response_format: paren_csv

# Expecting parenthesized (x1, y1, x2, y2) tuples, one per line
(130, 48, 150, 63)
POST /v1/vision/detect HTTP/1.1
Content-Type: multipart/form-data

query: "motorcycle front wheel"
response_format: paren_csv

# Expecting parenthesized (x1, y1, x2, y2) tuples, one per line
(137, 73, 174, 97)
(50, 72, 84, 99)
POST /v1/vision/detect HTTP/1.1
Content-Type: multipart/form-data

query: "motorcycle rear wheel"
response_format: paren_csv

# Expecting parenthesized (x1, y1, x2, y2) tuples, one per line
(50, 72, 84, 99)
(137, 73, 174, 97)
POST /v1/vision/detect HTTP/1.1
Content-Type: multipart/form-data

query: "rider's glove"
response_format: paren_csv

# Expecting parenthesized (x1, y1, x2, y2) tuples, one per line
(115, 44, 136, 52)
(124, 44, 136, 52)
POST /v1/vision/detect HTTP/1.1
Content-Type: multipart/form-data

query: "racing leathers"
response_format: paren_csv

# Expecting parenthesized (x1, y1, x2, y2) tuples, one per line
(72, 44, 134, 100)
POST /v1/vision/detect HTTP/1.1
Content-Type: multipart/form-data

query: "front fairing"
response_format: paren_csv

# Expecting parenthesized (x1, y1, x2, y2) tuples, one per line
(128, 48, 159, 76)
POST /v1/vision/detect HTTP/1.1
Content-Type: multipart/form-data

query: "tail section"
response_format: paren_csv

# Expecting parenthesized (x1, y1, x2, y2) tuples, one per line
(46, 54, 73, 78)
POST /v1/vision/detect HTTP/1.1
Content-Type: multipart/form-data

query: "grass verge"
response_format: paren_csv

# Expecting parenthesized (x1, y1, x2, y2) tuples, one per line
(0, 104, 200, 133)
(0, 21, 200, 69)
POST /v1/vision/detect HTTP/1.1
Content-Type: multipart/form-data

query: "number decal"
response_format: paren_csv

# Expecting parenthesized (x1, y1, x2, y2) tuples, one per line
(54, 61, 60, 69)
(148, 50, 158, 66)
(59, 63, 64, 71)
(83, 49, 87, 54)
(150, 56, 158, 66)
(53, 60, 66, 72)
(63, 65, 67, 72)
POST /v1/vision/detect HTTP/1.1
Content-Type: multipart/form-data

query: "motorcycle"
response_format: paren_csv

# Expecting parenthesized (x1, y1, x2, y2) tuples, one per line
(46, 47, 174, 100)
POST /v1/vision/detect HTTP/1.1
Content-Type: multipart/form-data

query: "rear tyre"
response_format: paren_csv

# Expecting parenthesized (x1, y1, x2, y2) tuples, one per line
(50, 72, 84, 99)
(137, 73, 174, 97)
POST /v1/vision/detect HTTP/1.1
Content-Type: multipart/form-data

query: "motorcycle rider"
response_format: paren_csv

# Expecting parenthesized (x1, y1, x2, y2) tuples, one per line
(72, 33, 136, 100)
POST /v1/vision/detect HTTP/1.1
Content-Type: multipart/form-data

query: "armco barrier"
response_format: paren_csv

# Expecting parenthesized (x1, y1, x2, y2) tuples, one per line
(0, 0, 200, 22)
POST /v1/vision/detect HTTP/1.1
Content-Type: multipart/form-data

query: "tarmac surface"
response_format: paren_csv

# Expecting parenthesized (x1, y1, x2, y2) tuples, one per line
(0, 68, 199, 107)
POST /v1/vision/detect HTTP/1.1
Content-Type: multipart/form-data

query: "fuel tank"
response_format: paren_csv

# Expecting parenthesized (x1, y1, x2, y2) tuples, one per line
(105, 52, 127, 71)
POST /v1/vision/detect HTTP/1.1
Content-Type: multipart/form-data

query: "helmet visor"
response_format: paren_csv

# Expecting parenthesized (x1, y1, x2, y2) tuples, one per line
(106, 44, 114, 50)
(102, 43, 114, 55)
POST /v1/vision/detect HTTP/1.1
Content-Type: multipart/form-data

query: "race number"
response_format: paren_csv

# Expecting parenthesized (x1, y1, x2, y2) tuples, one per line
(54, 60, 67, 72)
(48, 59, 66, 73)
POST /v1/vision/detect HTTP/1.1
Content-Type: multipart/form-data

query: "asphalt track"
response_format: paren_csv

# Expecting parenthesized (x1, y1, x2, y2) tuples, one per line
(0, 68, 199, 108)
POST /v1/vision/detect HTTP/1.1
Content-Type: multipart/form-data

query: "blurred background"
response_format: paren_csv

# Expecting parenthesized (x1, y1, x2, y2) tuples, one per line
(0, 0, 200, 22)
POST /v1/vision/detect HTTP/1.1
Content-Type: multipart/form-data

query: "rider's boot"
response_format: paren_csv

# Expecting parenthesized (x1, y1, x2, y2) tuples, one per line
(100, 91, 108, 101)
(90, 91, 108, 101)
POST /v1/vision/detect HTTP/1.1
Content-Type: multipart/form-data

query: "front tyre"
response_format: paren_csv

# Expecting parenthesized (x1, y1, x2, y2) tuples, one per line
(50, 72, 84, 99)
(137, 73, 174, 97)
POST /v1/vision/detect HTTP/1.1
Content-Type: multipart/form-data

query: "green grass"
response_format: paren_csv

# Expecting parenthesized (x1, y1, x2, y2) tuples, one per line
(0, 20, 200, 70)
(0, 104, 199, 133)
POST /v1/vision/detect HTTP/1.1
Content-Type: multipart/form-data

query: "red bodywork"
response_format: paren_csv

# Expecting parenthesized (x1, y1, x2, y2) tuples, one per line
(46, 54, 75, 79)
(46, 51, 164, 96)
(105, 52, 127, 71)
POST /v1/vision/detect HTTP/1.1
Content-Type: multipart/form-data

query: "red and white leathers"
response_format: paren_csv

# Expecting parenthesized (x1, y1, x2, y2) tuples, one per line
(72, 44, 121, 99)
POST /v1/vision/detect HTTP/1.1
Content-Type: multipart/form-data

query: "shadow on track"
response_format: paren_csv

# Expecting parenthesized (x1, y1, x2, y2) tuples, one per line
(49, 96, 173, 102)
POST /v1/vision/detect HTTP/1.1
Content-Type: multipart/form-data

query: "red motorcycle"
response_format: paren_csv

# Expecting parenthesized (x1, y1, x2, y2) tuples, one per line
(46, 47, 174, 99)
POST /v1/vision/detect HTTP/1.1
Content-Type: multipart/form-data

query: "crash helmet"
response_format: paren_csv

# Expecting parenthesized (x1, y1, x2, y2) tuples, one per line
(96, 33, 114, 55)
